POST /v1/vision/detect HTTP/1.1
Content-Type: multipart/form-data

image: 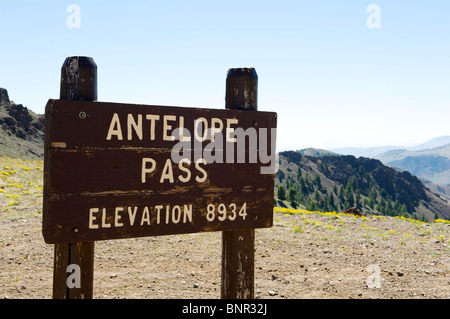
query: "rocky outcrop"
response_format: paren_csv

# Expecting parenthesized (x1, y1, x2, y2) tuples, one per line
(0, 88, 44, 158)
(341, 207, 363, 216)
(0, 88, 44, 140)
(0, 88, 10, 105)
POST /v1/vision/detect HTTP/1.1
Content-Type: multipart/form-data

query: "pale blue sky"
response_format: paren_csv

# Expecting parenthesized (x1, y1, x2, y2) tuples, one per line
(1, 1, 449, 151)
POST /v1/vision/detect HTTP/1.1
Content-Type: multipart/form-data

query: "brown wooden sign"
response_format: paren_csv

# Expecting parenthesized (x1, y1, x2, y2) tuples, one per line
(43, 99, 277, 243)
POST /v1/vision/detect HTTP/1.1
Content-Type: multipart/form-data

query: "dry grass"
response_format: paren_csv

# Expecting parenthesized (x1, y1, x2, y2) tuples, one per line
(0, 157, 43, 220)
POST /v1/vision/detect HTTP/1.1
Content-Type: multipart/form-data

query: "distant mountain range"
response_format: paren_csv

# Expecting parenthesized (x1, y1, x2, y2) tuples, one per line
(330, 136, 450, 188)
(375, 144, 450, 185)
(331, 136, 450, 159)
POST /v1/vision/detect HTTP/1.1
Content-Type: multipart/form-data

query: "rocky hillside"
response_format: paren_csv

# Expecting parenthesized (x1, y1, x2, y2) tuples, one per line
(0, 88, 44, 159)
(276, 151, 450, 222)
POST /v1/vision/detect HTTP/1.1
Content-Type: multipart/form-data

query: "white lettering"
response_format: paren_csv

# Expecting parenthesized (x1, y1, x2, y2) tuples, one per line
(182, 303, 216, 316)
(106, 113, 123, 140)
(165, 205, 170, 224)
(178, 158, 191, 183)
(172, 205, 181, 224)
(115, 207, 124, 227)
(89, 208, 99, 229)
(127, 114, 143, 140)
(145, 114, 160, 140)
(160, 158, 174, 183)
(155, 205, 163, 224)
(210, 118, 223, 142)
(183, 205, 193, 223)
(102, 208, 111, 228)
(86, 203, 245, 231)
(141, 158, 156, 183)
(226, 118, 239, 142)
(163, 115, 176, 141)
(140, 207, 151, 226)
(128, 206, 138, 226)
(194, 117, 208, 142)
(195, 158, 208, 183)
(178, 116, 191, 141)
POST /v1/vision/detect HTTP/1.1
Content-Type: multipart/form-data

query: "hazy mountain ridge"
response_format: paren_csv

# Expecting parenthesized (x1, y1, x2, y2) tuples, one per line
(331, 136, 450, 159)
(375, 143, 450, 186)
(331, 145, 401, 159)
(330, 137, 450, 187)
(376, 143, 450, 162)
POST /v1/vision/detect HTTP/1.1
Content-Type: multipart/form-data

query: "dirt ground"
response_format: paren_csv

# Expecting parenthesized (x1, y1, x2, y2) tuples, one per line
(1, 206, 449, 299)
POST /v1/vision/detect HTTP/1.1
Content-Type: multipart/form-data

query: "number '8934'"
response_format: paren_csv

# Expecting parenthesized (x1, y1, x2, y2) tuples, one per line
(206, 203, 247, 222)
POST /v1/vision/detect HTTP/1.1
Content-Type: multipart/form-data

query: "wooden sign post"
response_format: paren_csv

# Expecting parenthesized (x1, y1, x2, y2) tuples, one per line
(43, 57, 277, 299)
(221, 68, 258, 299)
(50, 56, 97, 299)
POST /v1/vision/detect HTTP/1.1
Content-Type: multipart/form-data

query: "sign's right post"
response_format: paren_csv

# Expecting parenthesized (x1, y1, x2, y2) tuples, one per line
(221, 68, 259, 299)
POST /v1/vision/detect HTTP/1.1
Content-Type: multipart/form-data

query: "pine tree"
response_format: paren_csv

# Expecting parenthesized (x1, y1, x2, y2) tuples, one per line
(297, 166, 302, 180)
(328, 192, 335, 210)
(299, 176, 308, 195)
(313, 174, 322, 188)
(277, 186, 286, 201)
(289, 187, 297, 203)
(355, 190, 361, 208)
(338, 185, 344, 201)
(348, 192, 355, 207)
(368, 197, 374, 209)
(314, 189, 321, 203)
(276, 170, 285, 183)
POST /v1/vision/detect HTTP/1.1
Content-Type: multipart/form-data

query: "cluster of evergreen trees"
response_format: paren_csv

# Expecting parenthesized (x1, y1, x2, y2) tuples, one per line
(276, 165, 411, 218)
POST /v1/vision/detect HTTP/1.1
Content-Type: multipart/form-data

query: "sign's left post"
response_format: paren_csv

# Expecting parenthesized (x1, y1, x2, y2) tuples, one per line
(45, 56, 97, 299)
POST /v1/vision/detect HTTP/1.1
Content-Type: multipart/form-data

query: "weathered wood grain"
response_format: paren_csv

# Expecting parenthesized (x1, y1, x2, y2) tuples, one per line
(43, 99, 276, 243)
